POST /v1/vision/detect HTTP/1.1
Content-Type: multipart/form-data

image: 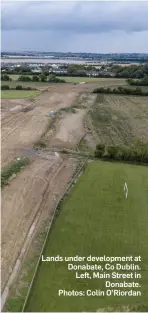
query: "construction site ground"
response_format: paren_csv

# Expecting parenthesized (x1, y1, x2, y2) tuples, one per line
(1, 83, 97, 310)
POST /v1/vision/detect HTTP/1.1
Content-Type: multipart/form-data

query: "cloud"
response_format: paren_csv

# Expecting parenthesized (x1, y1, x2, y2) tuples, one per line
(2, 1, 148, 33)
(1, 1, 148, 53)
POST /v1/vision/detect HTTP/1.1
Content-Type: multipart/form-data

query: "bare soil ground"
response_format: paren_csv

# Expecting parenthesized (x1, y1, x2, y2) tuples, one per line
(1, 152, 77, 293)
(1, 84, 96, 309)
(2, 81, 147, 310)
(1, 87, 79, 166)
(43, 93, 96, 150)
(49, 109, 86, 149)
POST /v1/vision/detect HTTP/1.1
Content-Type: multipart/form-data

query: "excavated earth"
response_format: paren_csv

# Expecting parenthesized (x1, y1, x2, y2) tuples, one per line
(1, 83, 96, 309)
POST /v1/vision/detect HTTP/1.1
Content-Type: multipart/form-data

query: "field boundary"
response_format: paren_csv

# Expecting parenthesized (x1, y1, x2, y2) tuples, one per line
(76, 95, 98, 152)
(76, 130, 89, 152)
(21, 155, 89, 312)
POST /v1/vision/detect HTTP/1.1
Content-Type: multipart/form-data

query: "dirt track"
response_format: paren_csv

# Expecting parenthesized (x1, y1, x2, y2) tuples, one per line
(1, 84, 96, 307)
(1, 152, 78, 292)
(1, 88, 79, 166)
(50, 109, 86, 149)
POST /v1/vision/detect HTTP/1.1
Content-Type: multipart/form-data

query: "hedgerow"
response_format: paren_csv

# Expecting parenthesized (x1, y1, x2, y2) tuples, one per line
(1, 157, 30, 188)
(95, 142, 148, 164)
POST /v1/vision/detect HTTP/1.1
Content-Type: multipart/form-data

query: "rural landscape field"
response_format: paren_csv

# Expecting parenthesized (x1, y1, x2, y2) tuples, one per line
(1, 74, 148, 312)
(1, 2, 148, 312)
(1, 80, 99, 311)
(88, 94, 148, 145)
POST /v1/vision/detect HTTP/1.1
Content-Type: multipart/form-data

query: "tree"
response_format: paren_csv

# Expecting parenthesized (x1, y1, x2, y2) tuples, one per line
(14, 66, 31, 73)
(48, 74, 56, 82)
(1, 85, 10, 90)
(96, 144, 105, 151)
(95, 143, 105, 158)
(40, 73, 47, 82)
(1, 74, 11, 81)
(106, 146, 118, 158)
(16, 85, 23, 90)
(18, 75, 31, 81)
(32, 75, 39, 82)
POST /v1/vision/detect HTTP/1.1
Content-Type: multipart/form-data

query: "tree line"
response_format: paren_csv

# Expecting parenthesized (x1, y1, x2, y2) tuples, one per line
(110, 64, 148, 79)
(1, 85, 37, 90)
(2, 63, 148, 79)
(18, 74, 66, 83)
(126, 76, 148, 86)
(92, 86, 148, 96)
(1, 74, 66, 83)
(95, 141, 148, 164)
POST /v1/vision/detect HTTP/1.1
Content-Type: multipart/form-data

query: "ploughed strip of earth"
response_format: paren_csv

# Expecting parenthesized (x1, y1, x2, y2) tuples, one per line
(1, 85, 96, 305)
(1, 89, 78, 167)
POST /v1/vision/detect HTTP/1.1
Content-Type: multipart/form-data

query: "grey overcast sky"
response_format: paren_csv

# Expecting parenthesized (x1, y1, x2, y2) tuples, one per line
(1, 1, 148, 53)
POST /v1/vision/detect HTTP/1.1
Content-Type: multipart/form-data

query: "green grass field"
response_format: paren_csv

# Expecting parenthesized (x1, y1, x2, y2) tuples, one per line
(25, 161, 148, 312)
(59, 76, 126, 84)
(9, 74, 20, 80)
(1, 90, 40, 99)
(7, 74, 126, 84)
(1, 80, 50, 89)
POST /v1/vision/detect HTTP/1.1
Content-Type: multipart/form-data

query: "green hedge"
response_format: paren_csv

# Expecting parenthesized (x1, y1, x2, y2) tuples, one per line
(1, 157, 30, 188)
(1, 85, 37, 91)
(127, 76, 148, 86)
(95, 142, 148, 164)
(93, 86, 148, 96)
(1, 85, 10, 90)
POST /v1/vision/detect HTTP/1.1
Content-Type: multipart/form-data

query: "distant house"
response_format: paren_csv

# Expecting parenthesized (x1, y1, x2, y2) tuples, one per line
(49, 69, 67, 74)
(86, 71, 99, 77)
(51, 64, 59, 70)
(31, 67, 41, 73)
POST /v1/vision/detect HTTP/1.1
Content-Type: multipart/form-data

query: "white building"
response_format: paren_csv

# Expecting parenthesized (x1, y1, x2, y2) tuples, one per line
(51, 64, 59, 69)
(31, 67, 41, 73)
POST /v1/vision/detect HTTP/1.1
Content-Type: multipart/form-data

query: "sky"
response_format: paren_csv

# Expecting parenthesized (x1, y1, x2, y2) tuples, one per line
(1, 0, 148, 53)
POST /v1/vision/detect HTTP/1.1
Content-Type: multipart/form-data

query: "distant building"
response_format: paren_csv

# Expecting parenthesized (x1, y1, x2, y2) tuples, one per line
(51, 64, 59, 69)
(86, 71, 99, 77)
(49, 69, 67, 74)
(31, 67, 41, 73)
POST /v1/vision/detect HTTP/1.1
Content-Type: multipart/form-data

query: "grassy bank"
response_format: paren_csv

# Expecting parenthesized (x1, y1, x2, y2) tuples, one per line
(1, 90, 40, 99)
(59, 76, 126, 84)
(6, 75, 126, 84)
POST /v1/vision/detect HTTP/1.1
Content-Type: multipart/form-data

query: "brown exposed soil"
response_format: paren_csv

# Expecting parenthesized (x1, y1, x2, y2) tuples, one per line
(1, 87, 79, 167)
(1, 83, 96, 309)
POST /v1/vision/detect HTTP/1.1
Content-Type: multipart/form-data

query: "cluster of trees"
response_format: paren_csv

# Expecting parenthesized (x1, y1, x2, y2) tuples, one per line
(2, 63, 148, 79)
(66, 64, 87, 77)
(95, 142, 148, 164)
(18, 74, 65, 83)
(1, 64, 96, 78)
(2, 65, 32, 74)
(111, 64, 148, 79)
(48, 74, 65, 83)
(1, 74, 12, 81)
(127, 76, 148, 86)
(1, 85, 37, 90)
(93, 86, 148, 96)
(1, 73, 65, 83)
